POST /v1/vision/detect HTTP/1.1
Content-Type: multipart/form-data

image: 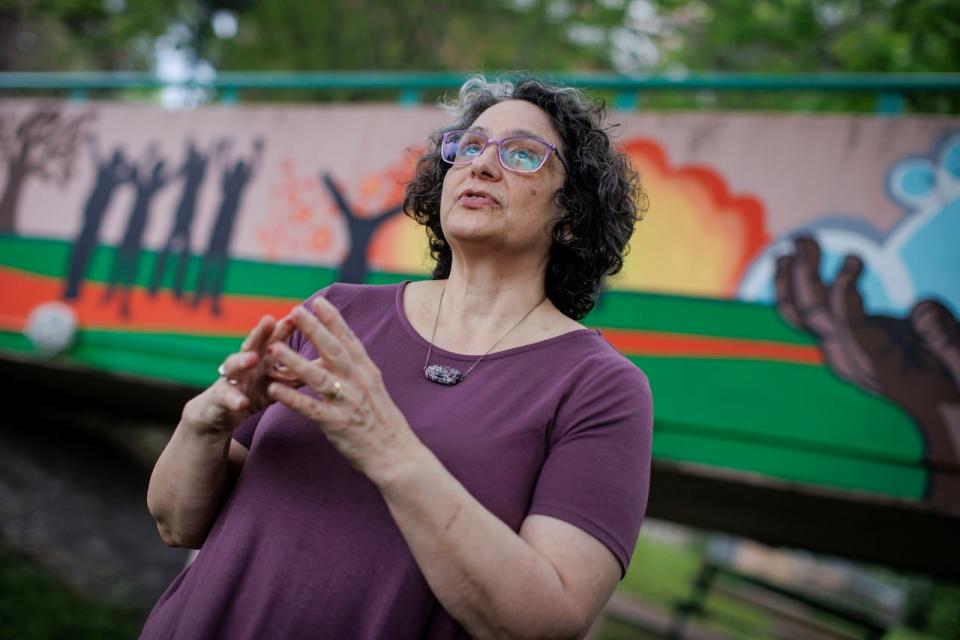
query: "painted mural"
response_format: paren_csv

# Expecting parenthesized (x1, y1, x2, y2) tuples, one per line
(1, 99, 957, 509)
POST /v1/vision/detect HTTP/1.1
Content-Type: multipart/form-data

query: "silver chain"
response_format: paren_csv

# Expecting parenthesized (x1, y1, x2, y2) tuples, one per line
(423, 286, 547, 381)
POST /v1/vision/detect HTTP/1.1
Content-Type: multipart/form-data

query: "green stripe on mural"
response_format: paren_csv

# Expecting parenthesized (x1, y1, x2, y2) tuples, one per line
(0, 328, 239, 387)
(0, 332, 33, 354)
(629, 355, 923, 464)
(653, 427, 927, 499)
(0, 234, 337, 300)
(1, 234, 812, 343)
(589, 289, 815, 345)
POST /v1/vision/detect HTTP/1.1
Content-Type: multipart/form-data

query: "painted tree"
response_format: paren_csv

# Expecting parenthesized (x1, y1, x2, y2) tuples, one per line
(0, 107, 93, 233)
(321, 173, 403, 285)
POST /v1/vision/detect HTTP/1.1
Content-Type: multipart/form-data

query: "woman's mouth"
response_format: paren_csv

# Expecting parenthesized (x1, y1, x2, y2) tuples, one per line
(458, 190, 499, 208)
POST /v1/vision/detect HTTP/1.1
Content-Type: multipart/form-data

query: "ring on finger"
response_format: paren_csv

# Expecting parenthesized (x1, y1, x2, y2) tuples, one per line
(326, 379, 344, 401)
(217, 363, 239, 385)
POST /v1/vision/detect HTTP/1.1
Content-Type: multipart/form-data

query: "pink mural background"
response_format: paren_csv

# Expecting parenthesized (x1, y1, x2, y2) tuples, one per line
(3, 100, 955, 307)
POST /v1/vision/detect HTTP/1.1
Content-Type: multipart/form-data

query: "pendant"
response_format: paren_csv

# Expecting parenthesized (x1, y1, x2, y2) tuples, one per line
(424, 364, 463, 386)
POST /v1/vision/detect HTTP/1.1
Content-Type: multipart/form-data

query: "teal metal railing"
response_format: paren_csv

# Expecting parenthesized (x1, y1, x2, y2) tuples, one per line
(2, 71, 959, 115)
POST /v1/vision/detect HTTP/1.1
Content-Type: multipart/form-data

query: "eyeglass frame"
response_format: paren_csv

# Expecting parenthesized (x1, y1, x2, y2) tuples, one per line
(439, 129, 568, 174)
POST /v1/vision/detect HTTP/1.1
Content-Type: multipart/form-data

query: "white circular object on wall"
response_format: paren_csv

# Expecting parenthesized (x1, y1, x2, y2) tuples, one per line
(25, 301, 78, 356)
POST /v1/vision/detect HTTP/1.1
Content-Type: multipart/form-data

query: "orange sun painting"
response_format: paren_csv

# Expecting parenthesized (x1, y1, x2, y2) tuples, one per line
(614, 139, 770, 298)
(293, 138, 770, 296)
(366, 147, 434, 275)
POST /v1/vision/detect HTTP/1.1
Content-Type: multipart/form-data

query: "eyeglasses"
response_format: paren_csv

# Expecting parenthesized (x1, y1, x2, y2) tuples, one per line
(440, 129, 567, 174)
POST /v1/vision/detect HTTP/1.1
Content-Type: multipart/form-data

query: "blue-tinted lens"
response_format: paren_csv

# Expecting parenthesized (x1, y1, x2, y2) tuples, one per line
(440, 132, 460, 163)
(442, 131, 487, 164)
(500, 137, 548, 172)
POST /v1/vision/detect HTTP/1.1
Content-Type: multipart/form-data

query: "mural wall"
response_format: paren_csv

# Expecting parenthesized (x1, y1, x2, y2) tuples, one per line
(1, 100, 957, 509)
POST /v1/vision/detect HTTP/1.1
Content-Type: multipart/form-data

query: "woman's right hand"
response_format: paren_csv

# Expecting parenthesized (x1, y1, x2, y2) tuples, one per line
(182, 314, 293, 436)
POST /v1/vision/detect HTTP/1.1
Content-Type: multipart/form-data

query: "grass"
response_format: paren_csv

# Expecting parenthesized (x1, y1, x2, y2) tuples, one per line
(609, 530, 948, 640)
(614, 534, 771, 639)
(0, 544, 143, 640)
(0, 530, 951, 640)
(621, 535, 703, 604)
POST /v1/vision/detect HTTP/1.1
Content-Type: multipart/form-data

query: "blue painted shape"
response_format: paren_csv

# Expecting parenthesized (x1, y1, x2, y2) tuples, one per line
(943, 139, 960, 179)
(900, 165, 936, 198)
(898, 199, 960, 316)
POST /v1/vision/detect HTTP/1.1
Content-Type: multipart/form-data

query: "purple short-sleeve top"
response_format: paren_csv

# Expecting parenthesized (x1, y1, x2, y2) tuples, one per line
(141, 282, 653, 639)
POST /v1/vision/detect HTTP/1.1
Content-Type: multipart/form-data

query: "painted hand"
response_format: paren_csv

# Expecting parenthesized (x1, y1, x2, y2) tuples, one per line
(266, 298, 417, 479)
(775, 236, 960, 473)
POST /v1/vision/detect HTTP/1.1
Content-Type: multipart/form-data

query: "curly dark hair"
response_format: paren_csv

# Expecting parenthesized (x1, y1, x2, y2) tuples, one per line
(403, 76, 646, 320)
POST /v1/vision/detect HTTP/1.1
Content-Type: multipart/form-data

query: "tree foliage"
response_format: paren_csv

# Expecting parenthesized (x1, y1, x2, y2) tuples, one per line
(651, 0, 960, 74)
(4, 0, 958, 75)
(205, 1, 625, 73)
(644, 0, 960, 110)
(0, 0, 956, 111)
(0, 0, 187, 71)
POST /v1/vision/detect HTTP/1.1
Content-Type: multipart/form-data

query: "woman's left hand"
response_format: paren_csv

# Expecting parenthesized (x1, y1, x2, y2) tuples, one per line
(266, 297, 421, 481)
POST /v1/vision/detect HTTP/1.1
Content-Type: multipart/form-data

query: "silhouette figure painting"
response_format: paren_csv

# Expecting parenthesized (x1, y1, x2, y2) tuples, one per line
(775, 237, 960, 505)
(150, 139, 219, 298)
(63, 136, 133, 300)
(193, 139, 264, 315)
(103, 146, 171, 317)
(321, 172, 403, 284)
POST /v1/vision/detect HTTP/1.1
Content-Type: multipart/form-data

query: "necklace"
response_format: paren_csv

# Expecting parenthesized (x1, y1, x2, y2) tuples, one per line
(423, 287, 546, 386)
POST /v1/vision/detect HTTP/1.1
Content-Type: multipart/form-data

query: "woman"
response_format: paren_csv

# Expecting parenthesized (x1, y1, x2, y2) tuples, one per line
(142, 77, 653, 639)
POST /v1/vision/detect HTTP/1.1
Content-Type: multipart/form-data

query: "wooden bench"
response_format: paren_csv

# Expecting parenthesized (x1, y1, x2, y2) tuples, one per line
(585, 591, 732, 640)
(668, 561, 893, 640)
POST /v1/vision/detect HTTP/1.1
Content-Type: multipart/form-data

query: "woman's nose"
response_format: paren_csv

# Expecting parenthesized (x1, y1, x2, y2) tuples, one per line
(470, 143, 502, 179)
